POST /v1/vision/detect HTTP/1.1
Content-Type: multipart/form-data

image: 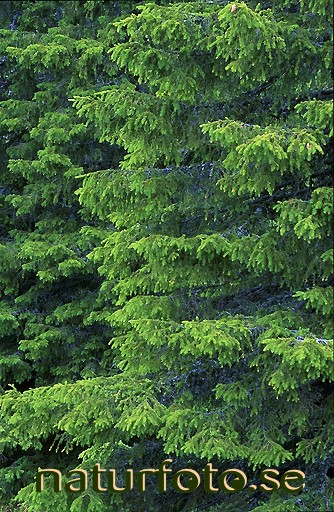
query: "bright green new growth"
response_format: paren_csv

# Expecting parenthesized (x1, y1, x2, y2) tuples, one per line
(0, 1, 333, 511)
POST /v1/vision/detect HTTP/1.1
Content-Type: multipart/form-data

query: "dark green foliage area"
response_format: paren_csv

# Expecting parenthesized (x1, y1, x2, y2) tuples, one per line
(0, 1, 333, 511)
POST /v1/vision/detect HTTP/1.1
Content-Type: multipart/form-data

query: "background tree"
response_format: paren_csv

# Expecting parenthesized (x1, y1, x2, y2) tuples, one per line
(0, 1, 333, 511)
(0, 0, 130, 508)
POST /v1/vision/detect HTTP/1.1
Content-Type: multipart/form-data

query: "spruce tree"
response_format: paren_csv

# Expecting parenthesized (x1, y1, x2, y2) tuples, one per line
(0, 1, 333, 512)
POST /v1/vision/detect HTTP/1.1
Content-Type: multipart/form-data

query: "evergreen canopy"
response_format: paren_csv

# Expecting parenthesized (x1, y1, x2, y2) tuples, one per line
(0, 1, 333, 511)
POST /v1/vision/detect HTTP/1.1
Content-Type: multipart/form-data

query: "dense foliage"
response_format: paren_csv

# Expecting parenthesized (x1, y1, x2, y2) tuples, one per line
(0, 1, 333, 511)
